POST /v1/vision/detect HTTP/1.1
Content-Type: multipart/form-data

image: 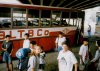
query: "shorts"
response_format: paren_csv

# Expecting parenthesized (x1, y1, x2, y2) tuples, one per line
(58, 46, 62, 52)
(3, 52, 12, 64)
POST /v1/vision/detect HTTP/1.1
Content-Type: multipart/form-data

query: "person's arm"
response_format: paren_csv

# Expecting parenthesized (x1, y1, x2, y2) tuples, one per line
(79, 46, 84, 64)
(10, 49, 13, 56)
(1, 41, 7, 51)
(71, 52, 78, 71)
(55, 38, 58, 48)
(91, 50, 99, 62)
(31, 68, 35, 71)
(74, 63, 78, 71)
(10, 42, 13, 56)
(57, 52, 61, 70)
(80, 55, 84, 65)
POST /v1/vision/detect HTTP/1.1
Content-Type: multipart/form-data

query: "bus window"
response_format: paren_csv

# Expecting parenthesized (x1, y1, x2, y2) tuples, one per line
(13, 8, 26, 27)
(28, 9, 39, 27)
(69, 12, 77, 26)
(52, 11, 61, 26)
(41, 10, 51, 27)
(62, 12, 69, 26)
(0, 7, 11, 28)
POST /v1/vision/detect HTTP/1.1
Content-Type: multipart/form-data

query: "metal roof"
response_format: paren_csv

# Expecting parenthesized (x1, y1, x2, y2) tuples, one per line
(18, 0, 100, 10)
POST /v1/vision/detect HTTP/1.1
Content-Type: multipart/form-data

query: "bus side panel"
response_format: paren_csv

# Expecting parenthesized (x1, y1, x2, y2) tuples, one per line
(66, 30, 76, 46)
(50, 37, 56, 49)
(30, 38, 39, 45)
(38, 37, 53, 51)
(12, 40, 24, 58)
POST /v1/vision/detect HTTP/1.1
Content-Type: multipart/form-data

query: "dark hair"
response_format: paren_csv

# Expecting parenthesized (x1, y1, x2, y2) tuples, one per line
(83, 38, 88, 42)
(24, 33, 29, 37)
(97, 40, 100, 46)
(40, 46, 44, 50)
(62, 41, 70, 47)
(5, 35, 11, 38)
(30, 41, 36, 45)
(59, 32, 63, 35)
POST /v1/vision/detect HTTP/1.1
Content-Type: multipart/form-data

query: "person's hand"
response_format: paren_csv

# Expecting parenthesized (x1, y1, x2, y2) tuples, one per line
(91, 60, 95, 62)
(10, 53, 12, 56)
(4, 48, 7, 51)
(82, 61, 84, 65)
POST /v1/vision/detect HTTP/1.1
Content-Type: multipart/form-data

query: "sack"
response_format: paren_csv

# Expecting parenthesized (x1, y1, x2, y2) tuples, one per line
(16, 48, 31, 59)
(79, 64, 85, 71)
(16, 48, 25, 59)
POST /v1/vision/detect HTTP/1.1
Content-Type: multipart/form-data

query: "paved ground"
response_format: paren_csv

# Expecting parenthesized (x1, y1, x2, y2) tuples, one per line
(0, 52, 58, 71)
(0, 37, 98, 71)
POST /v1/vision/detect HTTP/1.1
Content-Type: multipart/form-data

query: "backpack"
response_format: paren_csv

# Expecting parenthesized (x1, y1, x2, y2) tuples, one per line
(16, 48, 31, 59)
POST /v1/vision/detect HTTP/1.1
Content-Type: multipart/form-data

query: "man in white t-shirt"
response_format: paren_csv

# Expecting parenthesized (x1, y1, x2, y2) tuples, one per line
(55, 32, 66, 52)
(79, 38, 89, 65)
(23, 33, 30, 48)
(57, 42, 78, 71)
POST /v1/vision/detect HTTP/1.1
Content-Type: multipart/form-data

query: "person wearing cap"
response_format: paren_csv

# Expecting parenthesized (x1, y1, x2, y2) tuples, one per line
(1, 35, 13, 71)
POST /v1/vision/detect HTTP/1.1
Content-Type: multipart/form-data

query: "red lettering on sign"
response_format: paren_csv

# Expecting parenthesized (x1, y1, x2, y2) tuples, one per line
(28, 30, 34, 37)
(37, 29, 42, 36)
(44, 30, 49, 35)
(18, 30, 25, 38)
(0, 31, 5, 39)
(10, 31, 16, 39)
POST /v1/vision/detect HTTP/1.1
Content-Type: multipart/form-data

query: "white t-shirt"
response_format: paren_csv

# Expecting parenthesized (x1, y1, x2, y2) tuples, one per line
(55, 37, 66, 47)
(27, 56, 39, 71)
(57, 50, 77, 71)
(23, 39, 30, 48)
(79, 45, 89, 64)
(91, 49, 100, 62)
(39, 52, 46, 64)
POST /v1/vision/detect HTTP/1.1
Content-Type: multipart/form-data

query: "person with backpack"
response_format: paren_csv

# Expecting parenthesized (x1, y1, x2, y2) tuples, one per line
(55, 32, 66, 52)
(57, 42, 78, 71)
(91, 40, 100, 71)
(1, 35, 13, 71)
(16, 41, 37, 71)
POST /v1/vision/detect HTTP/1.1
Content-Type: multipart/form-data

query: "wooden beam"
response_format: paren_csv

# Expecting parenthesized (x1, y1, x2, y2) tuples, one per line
(78, 3, 100, 10)
(49, 0, 55, 6)
(40, 0, 43, 5)
(64, 0, 77, 7)
(70, 0, 89, 8)
(57, 0, 66, 7)
(75, 0, 100, 9)
(28, 0, 33, 4)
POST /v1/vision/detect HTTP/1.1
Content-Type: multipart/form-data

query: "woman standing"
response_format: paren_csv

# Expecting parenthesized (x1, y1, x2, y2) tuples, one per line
(57, 42, 78, 71)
